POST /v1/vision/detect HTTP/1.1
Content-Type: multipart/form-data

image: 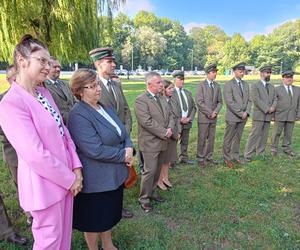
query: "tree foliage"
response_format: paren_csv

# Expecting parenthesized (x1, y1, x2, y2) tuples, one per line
(1, 6, 299, 72)
(0, 0, 125, 63)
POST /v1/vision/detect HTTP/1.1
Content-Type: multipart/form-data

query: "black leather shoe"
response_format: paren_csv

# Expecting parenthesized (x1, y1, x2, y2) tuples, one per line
(179, 159, 194, 165)
(7, 233, 27, 246)
(140, 203, 153, 213)
(122, 208, 134, 219)
(284, 151, 295, 157)
(151, 195, 166, 203)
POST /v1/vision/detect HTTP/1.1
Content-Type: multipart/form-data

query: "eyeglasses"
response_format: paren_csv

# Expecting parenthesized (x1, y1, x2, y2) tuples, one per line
(30, 56, 52, 67)
(83, 81, 101, 90)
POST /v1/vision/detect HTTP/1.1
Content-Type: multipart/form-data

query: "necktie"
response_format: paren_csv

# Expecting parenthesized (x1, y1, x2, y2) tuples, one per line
(107, 80, 117, 108)
(210, 82, 214, 98)
(54, 80, 67, 100)
(265, 83, 269, 96)
(287, 86, 292, 99)
(155, 95, 163, 111)
(54, 80, 61, 89)
(237, 81, 243, 97)
(179, 88, 188, 112)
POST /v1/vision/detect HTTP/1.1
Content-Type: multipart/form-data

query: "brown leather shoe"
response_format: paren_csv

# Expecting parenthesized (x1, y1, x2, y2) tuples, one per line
(7, 233, 27, 246)
(224, 160, 234, 168)
(235, 159, 244, 164)
(150, 195, 166, 203)
(140, 203, 153, 213)
(122, 208, 134, 219)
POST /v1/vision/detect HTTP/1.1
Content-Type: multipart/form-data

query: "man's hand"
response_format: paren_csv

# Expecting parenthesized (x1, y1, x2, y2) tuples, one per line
(165, 128, 173, 138)
(125, 147, 133, 164)
(180, 117, 188, 124)
(268, 107, 275, 113)
(242, 112, 248, 120)
(210, 111, 217, 119)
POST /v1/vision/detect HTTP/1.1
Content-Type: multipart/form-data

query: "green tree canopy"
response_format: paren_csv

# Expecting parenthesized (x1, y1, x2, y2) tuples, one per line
(0, 0, 125, 63)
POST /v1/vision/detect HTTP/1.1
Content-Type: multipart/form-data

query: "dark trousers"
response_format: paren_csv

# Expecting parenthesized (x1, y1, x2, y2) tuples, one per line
(179, 128, 191, 161)
(0, 195, 14, 240)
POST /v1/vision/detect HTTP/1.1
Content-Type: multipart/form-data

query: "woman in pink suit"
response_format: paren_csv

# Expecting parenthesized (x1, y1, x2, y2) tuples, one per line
(0, 34, 83, 250)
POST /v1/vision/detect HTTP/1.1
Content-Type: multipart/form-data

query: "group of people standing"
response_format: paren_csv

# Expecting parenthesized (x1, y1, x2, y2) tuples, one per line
(0, 34, 299, 249)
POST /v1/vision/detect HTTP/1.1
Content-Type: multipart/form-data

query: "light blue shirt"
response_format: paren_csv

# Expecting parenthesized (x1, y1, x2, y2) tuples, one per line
(97, 107, 121, 136)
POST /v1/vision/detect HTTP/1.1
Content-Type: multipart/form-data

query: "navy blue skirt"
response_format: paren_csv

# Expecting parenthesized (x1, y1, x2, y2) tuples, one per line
(73, 184, 123, 232)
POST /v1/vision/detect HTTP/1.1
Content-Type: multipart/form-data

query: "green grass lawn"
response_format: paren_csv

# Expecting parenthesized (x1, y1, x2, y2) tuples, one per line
(0, 74, 300, 249)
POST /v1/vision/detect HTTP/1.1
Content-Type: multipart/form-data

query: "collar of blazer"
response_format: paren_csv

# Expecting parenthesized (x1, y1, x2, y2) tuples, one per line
(99, 79, 119, 110)
(232, 78, 245, 96)
(45, 79, 68, 99)
(8, 82, 64, 123)
(145, 91, 166, 117)
(79, 100, 123, 138)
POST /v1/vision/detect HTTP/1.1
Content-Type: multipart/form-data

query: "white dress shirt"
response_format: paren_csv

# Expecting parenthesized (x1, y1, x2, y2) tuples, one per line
(99, 76, 117, 99)
(97, 107, 121, 136)
(284, 84, 293, 96)
(175, 86, 188, 118)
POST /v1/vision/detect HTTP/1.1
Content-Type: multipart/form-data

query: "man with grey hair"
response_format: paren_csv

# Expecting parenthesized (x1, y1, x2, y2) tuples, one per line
(135, 72, 174, 213)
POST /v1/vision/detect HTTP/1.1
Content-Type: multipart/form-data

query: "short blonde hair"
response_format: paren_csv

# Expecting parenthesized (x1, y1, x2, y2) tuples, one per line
(69, 68, 97, 100)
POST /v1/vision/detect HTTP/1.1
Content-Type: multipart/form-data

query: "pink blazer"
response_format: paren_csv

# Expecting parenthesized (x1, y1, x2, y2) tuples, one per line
(0, 82, 81, 212)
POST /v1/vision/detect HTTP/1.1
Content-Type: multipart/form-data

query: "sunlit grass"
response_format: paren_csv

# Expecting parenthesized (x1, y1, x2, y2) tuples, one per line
(0, 74, 300, 249)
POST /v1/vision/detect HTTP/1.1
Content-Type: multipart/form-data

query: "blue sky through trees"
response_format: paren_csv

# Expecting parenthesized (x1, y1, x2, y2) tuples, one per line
(118, 0, 300, 40)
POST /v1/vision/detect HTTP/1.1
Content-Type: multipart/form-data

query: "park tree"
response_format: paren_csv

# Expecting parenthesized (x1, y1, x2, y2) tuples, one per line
(112, 13, 134, 66)
(0, 0, 125, 63)
(189, 25, 228, 71)
(268, 20, 300, 72)
(189, 27, 208, 70)
(221, 33, 250, 69)
(133, 11, 161, 32)
(161, 20, 192, 70)
(131, 26, 167, 70)
(249, 34, 266, 67)
(248, 20, 300, 73)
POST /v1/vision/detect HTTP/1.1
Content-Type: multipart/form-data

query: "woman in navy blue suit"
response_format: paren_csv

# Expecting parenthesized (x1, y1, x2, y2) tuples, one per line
(68, 68, 134, 250)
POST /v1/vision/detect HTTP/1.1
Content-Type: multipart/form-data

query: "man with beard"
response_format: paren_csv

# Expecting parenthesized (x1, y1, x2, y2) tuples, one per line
(244, 64, 277, 162)
(44, 57, 76, 124)
(223, 62, 252, 168)
(271, 70, 300, 157)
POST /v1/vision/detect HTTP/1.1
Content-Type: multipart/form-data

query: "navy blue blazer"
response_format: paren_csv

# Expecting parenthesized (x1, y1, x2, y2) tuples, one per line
(68, 101, 133, 193)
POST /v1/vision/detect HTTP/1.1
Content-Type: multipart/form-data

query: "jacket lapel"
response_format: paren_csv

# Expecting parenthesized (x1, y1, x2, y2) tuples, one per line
(81, 101, 121, 137)
(45, 80, 66, 100)
(172, 90, 182, 115)
(99, 80, 116, 108)
(58, 80, 70, 101)
(111, 80, 120, 112)
(259, 81, 269, 100)
(204, 80, 214, 100)
(146, 91, 164, 117)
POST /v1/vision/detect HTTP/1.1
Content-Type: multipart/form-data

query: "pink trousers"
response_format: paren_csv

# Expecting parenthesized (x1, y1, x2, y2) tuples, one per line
(31, 193, 73, 250)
